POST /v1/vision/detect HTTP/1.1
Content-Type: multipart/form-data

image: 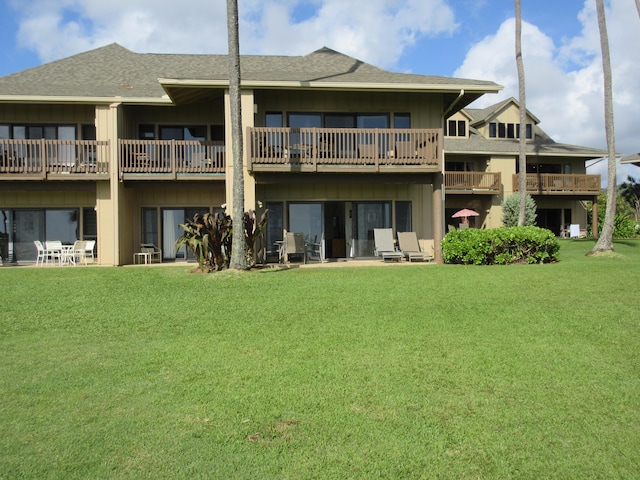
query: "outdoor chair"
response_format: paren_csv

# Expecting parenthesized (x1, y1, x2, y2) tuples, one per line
(281, 232, 306, 263)
(397, 232, 433, 262)
(306, 235, 324, 263)
(63, 240, 86, 266)
(34, 240, 48, 266)
(373, 228, 403, 261)
(140, 243, 162, 263)
(45, 240, 63, 266)
(84, 240, 96, 263)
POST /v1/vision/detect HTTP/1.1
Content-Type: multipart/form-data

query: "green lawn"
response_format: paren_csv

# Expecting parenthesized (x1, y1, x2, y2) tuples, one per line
(1, 240, 638, 479)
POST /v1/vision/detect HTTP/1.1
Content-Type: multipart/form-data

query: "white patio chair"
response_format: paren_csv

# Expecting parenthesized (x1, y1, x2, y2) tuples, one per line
(44, 240, 63, 266)
(34, 240, 47, 266)
(84, 240, 96, 264)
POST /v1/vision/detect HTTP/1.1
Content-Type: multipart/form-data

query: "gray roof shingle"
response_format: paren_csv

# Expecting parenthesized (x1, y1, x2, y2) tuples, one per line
(0, 43, 501, 101)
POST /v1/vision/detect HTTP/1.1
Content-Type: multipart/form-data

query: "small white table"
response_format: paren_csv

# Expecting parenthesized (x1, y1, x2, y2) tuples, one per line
(133, 252, 151, 264)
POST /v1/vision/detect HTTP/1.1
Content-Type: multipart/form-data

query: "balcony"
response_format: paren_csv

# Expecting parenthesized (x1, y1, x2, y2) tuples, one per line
(513, 173, 601, 195)
(445, 171, 501, 194)
(247, 128, 442, 173)
(0, 139, 109, 180)
(119, 140, 225, 180)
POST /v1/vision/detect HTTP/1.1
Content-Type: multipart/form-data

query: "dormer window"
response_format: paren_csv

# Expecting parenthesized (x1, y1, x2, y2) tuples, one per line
(445, 119, 466, 137)
(489, 122, 532, 139)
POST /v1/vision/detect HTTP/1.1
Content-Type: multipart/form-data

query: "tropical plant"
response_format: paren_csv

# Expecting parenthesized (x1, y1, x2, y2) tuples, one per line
(619, 176, 640, 221)
(244, 209, 269, 266)
(175, 212, 232, 271)
(502, 192, 537, 227)
(587, 192, 638, 239)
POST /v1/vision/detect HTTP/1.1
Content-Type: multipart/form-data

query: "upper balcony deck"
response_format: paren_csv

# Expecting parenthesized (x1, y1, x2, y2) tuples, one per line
(513, 173, 601, 195)
(247, 127, 442, 173)
(0, 139, 109, 180)
(445, 171, 502, 194)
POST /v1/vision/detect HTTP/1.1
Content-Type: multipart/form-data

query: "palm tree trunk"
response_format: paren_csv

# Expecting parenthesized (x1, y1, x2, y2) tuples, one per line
(515, 0, 527, 226)
(227, 0, 247, 269)
(589, 0, 617, 254)
(635, 0, 640, 19)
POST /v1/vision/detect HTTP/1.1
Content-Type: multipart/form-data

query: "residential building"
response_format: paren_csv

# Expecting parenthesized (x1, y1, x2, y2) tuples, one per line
(0, 44, 601, 266)
(444, 98, 604, 235)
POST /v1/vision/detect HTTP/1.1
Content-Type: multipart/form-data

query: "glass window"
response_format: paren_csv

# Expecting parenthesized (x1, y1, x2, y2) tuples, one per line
(265, 113, 283, 128)
(288, 202, 323, 244)
(139, 124, 155, 139)
(394, 113, 410, 129)
(356, 114, 388, 128)
(82, 207, 97, 242)
(489, 122, 497, 138)
(46, 209, 78, 244)
(447, 120, 457, 137)
(395, 201, 412, 233)
(0, 125, 9, 139)
(82, 124, 96, 140)
(457, 120, 466, 137)
(325, 114, 355, 128)
(211, 125, 224, 141)
(526, 124, 533, 139)
(288, 113, 322, 128)
(498, 123, 506, 138)
(266, 202, 283, 252)
(142, 208, 158, 245)
(352, 202, 392, 257)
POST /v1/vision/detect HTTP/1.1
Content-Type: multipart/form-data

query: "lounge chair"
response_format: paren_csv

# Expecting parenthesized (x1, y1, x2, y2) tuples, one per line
(373, 228, 403, 261)
(397, 232, 433, 262)
(281, 232, 306, 263)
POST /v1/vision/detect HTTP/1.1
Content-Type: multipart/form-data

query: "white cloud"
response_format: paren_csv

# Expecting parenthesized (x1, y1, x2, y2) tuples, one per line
(454, 0, 640, 185)
(12, 0, 457, 69)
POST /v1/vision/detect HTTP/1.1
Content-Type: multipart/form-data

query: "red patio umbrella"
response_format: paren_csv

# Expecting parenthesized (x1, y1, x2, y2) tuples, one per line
(452, 208, 479, 219)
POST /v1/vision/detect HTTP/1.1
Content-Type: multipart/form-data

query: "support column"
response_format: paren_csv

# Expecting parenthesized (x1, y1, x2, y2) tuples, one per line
(592, 199, 599, 239)
(432, 172, 444, 263)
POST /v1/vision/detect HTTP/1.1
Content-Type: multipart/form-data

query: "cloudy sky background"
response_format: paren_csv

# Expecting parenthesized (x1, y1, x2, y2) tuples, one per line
(0, 0, 638, 184)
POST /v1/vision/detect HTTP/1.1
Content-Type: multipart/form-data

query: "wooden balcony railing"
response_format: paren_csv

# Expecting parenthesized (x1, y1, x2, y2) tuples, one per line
(512, 173, 601, 194)
(445, 171, 501, 194)
(119, 140, 225, 179)
(0, 139, 109, 179)
(247, 127, 442, 173)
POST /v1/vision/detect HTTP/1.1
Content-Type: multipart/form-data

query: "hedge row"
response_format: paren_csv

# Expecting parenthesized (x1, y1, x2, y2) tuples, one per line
(441, 226, 560, 265)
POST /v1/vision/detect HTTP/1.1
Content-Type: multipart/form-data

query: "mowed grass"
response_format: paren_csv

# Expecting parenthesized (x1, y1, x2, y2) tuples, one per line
(0, 240, 638, 479)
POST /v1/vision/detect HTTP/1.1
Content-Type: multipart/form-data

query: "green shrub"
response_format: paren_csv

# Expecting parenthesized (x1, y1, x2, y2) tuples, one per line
(441, 226, 560, 265)
(501, 192, 537, 227)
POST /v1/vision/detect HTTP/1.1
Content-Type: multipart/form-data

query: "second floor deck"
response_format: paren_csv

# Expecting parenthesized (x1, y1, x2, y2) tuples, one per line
(513, 173, 601, 195)
(445, 172, 502, 194)
(247, 127, 442, 173)
(1, 139, 109, 180)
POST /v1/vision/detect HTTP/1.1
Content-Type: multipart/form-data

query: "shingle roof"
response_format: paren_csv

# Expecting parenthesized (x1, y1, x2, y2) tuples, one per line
(444, 125, 607, 159)
(0, 43, 501, 102)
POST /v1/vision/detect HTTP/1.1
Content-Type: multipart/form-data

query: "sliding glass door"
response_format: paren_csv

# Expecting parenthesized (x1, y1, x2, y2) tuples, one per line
(352, 202, 392, 257)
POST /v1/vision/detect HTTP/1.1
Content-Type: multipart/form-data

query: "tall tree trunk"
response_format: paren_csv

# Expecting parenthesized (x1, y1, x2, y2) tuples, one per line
(515, 0, 527, 226)
(635, 0, 640, 19)
(589, 0, 617, 254)
(227, 0, 247, 269)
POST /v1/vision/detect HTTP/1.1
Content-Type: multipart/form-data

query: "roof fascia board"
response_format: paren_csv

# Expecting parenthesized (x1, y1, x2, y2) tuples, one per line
(0, 95, 173, 105)
(445, 149, 606, 158)
(159, 78, 503, 94)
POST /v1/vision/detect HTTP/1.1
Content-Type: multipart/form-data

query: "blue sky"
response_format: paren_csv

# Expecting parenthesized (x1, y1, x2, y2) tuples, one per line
(0, 0, 638, 183)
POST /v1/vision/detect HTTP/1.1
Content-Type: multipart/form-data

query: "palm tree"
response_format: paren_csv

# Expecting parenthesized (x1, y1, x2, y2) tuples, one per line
(515, 0, 527, 226)
(589, 0, 617, 254)
(226, 0, 247, 269)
